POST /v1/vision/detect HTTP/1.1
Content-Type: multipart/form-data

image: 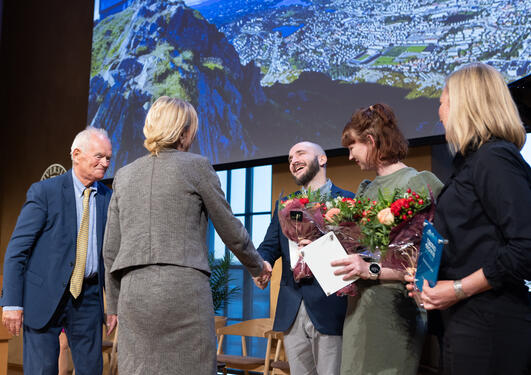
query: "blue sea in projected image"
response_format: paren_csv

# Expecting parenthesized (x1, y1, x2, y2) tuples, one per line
(88, 0, 530, 176)
(274, 0, 311, 7)
(273, 24, 305, 38)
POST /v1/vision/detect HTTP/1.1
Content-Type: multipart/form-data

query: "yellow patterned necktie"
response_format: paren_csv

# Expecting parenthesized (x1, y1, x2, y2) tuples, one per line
(70, 188, 91, 298)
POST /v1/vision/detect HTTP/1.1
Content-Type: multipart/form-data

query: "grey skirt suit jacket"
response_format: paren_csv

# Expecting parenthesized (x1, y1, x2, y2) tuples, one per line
(103, 149, 264, 374)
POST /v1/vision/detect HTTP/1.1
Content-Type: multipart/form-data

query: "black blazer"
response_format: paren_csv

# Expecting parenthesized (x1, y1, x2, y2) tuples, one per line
(436, 139, 531, 312)
(257, 184, 355, 335)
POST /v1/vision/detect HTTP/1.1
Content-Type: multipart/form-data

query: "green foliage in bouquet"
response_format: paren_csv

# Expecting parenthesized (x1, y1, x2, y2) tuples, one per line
(324, 196, 365, 224)
(279, 187, 331, 210)
(208, 252, 240, 315)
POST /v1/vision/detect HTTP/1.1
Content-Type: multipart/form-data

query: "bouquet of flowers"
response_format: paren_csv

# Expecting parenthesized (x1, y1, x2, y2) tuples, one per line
(278, 189, 329, 281)
(278, 186, 435, 293)
(358, 188, 435, 271)
(326, 188, 435, 296)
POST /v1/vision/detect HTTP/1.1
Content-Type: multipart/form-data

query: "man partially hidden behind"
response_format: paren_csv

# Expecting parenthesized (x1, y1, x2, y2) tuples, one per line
(1, 127, 114, 374)
(254, 142, 355, 375)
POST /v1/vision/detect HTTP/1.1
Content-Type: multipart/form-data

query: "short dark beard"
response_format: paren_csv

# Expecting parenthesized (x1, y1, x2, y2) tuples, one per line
(293, 157, 320, 186)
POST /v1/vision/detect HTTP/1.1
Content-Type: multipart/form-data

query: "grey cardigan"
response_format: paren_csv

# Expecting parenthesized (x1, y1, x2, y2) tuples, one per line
(103, 149, 264, 314)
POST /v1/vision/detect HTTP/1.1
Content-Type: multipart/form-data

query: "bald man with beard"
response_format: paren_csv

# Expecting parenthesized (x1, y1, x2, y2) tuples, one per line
(255, 142, 355, 375)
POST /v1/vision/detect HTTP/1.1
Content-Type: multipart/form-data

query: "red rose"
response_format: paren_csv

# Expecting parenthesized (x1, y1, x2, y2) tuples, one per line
(299, 198, 309, 205)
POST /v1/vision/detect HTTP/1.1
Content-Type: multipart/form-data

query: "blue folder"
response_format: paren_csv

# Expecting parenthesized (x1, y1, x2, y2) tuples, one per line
(415, 220, 446, 291)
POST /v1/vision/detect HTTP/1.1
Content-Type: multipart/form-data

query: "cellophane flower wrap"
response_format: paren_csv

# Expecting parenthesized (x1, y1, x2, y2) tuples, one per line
(329, 188, 435, 296)
(278, 189, 329, 281)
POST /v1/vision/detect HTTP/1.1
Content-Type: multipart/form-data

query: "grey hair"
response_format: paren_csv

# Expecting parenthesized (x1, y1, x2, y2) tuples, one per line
(70, 127, 110, 160)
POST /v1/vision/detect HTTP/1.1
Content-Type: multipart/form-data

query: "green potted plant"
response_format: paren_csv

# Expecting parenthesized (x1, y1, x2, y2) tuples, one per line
(208, 252, 240, 329)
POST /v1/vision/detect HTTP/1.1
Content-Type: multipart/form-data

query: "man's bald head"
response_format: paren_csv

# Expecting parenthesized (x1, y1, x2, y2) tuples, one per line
(288, 141, 328, 188)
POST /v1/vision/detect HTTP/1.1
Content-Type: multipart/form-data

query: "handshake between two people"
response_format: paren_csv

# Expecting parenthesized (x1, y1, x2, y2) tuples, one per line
(250, 238, 367, 291)
(253, 261, 273, 289)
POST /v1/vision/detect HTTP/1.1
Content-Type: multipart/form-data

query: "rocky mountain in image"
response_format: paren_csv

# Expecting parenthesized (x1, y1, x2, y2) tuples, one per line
(88, 0, 267, 175)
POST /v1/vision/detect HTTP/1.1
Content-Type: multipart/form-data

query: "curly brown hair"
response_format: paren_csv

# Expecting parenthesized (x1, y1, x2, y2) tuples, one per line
(341, 103, 408, 166)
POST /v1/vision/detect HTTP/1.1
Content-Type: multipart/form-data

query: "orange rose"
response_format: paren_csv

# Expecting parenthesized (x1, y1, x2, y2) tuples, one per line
(324, 207, 341, 223)
(377, 207, 394, 225)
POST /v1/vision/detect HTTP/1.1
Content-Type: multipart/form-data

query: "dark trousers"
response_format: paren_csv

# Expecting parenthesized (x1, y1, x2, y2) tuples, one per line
(23, 280, 103, 375)
(441, 301, 531, 375)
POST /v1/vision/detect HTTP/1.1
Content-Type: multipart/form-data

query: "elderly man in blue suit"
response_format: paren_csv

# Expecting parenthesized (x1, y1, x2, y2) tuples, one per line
(1, 127, 114, 374)
(255, 142, 355, 375)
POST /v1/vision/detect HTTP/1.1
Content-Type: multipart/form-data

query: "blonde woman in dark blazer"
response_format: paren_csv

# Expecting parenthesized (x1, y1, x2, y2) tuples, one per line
(103, 96, 271, 374)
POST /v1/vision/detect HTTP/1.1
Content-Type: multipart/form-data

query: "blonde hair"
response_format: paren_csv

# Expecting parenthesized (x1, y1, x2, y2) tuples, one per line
(143, 96, 198, 155)
(70, 127, 109, 160)
(444, 62, 525, 154)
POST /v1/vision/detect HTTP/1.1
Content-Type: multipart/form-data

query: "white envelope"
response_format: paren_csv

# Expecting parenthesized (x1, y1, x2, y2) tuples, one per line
(300, 232, 357, 296)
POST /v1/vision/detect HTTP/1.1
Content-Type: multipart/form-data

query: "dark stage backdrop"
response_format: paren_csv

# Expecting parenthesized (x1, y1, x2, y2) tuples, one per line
(88, 0, 531, 177)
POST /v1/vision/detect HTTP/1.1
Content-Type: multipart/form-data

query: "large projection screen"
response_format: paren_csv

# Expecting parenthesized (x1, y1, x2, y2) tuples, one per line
(88, 0, 531, 178)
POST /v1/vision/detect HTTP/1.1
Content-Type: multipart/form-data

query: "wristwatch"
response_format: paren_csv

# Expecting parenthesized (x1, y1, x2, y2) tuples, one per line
(368, 263, 381, 280)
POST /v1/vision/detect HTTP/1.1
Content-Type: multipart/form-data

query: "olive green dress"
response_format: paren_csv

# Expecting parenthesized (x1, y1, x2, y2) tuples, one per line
(340, 167, 444, 375)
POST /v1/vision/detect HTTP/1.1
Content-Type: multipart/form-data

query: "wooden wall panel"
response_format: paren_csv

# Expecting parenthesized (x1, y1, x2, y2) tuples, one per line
(0, 0, 94, 268)
(0, 0, 94, 366)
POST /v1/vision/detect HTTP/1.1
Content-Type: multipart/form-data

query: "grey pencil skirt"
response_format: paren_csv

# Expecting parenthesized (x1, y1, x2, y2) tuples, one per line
(117, 264, 217, 374)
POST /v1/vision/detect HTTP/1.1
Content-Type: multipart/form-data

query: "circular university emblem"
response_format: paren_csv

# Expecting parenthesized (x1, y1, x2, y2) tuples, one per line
(40, 163, 67, 181)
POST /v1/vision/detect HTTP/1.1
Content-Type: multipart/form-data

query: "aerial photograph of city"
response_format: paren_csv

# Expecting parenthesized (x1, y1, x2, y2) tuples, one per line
(90, 0, 530, 172)
(198, 0, 530, 97)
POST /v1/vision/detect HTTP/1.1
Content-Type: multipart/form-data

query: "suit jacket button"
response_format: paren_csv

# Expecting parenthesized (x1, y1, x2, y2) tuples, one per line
(70, 262, 74, 267)
(63, 282, 67, 287)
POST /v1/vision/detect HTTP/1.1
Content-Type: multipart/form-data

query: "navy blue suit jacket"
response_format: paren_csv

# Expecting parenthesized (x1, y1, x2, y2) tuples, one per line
(257, 184, 355, 335)
(0, 170, 112, 329)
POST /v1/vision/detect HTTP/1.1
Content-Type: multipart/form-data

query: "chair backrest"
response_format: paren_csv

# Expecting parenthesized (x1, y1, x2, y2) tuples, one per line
(216, 318, 273, 338)
(270, 258, 283, 318)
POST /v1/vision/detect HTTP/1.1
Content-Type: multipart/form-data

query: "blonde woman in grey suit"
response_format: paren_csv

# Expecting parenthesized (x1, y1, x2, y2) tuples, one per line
(103, 96, 272, 374)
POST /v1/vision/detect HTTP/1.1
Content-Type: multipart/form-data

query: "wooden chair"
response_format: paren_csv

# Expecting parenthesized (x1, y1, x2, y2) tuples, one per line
(0, 317, 11, 375)
(215, 316, 227, 347)
(264, 330, 290, 375)
(216, 318, 275, 375)
(103, 325, 118, 375)
(0, 276, 12, 375)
